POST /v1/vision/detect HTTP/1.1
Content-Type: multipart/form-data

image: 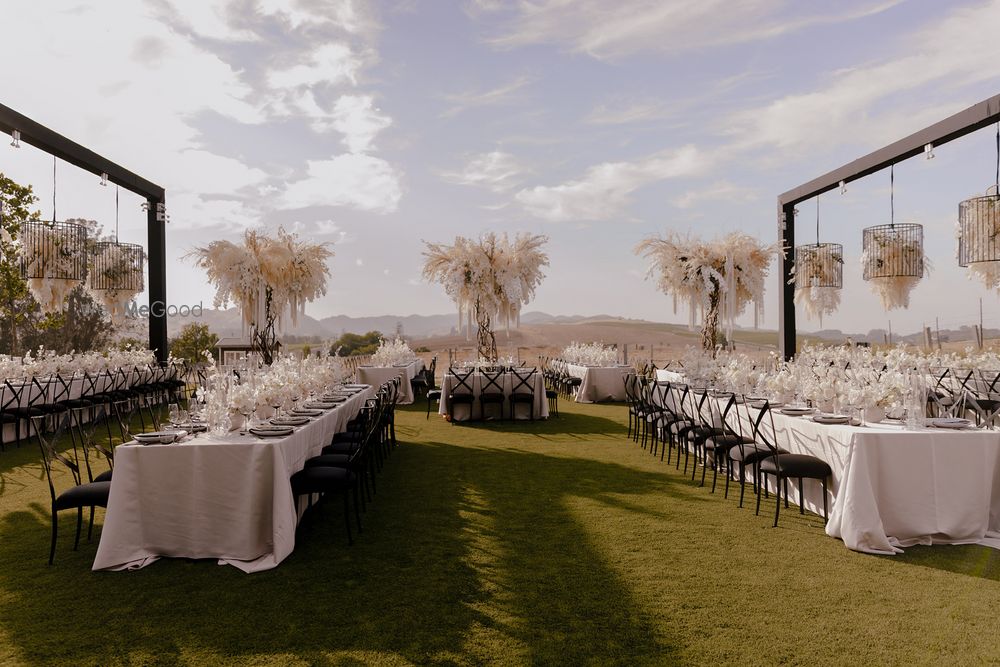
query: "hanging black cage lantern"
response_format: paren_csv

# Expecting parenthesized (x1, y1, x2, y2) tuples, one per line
(88, 241, 145, 292)
(861, 222, 925, 279)
(19, 219, 89, 282)
(794, 242, 844, 287)
(958, 191, 1000, 267)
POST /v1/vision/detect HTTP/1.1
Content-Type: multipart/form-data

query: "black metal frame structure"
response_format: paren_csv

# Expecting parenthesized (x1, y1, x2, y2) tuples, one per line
(778, 93, 1000, 359)
(0, 102, 168, 361)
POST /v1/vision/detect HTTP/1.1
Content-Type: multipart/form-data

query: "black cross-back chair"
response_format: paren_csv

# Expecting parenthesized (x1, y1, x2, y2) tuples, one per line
(673, 385, 712, 475)
(726, 398, 784, 507)
(623, 374, 641, 440)
(661, 382, 693, 462)
(755, 405, 832, 527)
(6, 377, 53, 450)
(479, 368, 507, 421)
(642, 379, 673, 457)
(447, 367, 476, 423)
(651, 381, 687, 463)
(509, 367, 536, 420)
(34, 409, 111, 564)
(696, 392, 755, 492)
(293, 402, 381, 545)
(0, 380, 22, 452)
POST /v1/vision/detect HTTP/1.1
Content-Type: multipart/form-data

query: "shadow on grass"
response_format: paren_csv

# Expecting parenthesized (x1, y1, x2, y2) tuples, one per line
(0, 433, 683, 665)
(887, 543, 1000, 581)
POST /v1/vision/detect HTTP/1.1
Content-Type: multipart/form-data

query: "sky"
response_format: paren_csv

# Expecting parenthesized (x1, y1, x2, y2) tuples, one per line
(3, 0, 1000, 336)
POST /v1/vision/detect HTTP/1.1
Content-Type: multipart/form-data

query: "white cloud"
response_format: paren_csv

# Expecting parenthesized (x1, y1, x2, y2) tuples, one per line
(481, 0, 904, 59)
(266, 43, 362, 90)
(672, 181, 760, 209)
(516, 145, 708, 221)
(441, 76, 533, 118)
(325, 94, 392, 152)
(725, 1, 1000, 154)
(441, 151, 527, 192)
(281, 154, 402, 212)
(257, 0, 379, 35)
(584, 101, 670, 125)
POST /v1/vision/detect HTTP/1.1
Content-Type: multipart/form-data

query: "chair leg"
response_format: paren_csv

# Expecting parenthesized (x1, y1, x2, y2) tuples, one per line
(49, 509, 58, 565)
(773, 476, 782, 527)
(87, 506, 95, 540)
(783, 478, 789, 509)
(756, 471, 764, 516)
(822, 478, 829, 524)
(798, 477, 805, 514)
(74, 507, 83, 550)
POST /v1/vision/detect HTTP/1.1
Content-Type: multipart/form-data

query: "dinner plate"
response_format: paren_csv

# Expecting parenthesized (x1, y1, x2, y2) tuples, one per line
(320, 395, 348, 403)
(134, 430, 186, 444)
(271, 416, 309, 426)
(174, 422, 207, 433)
(304, 401, 337, 410)
(291, 408, 323, 417)
(813, 414, 850, 425)
(928, 417, 973, 429)
(780, 406, 815, 416)
(250, 426, 294, 437)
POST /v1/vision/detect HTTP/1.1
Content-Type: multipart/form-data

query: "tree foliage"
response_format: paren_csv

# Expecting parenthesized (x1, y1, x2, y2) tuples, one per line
(0, 173, 127, 355)
(329, 330, 383, 356)
(169, 322, 219, 363)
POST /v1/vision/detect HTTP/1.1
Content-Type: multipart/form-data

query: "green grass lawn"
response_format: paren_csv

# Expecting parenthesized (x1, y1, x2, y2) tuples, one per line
(0, 400, 999, 665)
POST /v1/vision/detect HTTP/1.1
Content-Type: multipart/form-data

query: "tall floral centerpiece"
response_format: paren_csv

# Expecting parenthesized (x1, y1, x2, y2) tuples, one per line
(190, 228, 332, 365)
(422, 232, 548, 362)
(636, 231, 779, 356)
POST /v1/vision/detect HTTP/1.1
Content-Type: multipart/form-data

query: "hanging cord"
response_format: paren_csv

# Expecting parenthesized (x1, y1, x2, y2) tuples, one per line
(816, 195, 820, 246)
(51, 156, 57, 224)
(115, 186, 120, 241)
(994, 120, 998, 191)
(889, 163, 894, 228)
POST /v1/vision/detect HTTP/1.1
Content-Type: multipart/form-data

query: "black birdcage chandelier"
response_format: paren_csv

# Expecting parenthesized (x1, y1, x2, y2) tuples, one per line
(957, 122, 1000, 290)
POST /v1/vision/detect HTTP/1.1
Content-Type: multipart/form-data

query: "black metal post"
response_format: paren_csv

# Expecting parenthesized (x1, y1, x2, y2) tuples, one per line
(779, 201, 796, 360)
(147, 197, 168, 363)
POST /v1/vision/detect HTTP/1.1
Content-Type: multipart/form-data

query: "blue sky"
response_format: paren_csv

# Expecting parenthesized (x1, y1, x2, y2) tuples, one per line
(3, 0, 1000, 336)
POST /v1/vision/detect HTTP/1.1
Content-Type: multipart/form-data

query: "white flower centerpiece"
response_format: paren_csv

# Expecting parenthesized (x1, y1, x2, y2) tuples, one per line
(790, 244, 843, 324)
(861, 228, 930, 310)
(636, 231, 780, 357)
(561, 342, 617, 367)
(422, 232, 548, 362)
(370, 337, 415, 367)
(190, 228, 333, 365)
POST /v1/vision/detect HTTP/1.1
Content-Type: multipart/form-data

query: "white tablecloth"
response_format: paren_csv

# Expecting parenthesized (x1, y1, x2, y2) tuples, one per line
(654, 369, 684, 383)
(566, 364, 631, 403)
(93, 385, 375, 573)
(748, 408, 1000, 555)
(439, 372, 548, 421)
(357, 359, 424, 405)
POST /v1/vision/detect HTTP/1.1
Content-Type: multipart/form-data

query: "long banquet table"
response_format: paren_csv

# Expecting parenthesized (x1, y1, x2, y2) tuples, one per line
(439, 371, 548, 421)
(753, 404, 1000, 554)
(565, 363, 631, 403)
(93, 384, 375, 573)
(656, 384, 1000, 554)
(356, 359, 424, 405)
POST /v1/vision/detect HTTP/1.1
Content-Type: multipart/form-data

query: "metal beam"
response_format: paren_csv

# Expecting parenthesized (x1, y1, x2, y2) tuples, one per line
(778, 202, 796, 360)
(147, 197, 168, 362)
(0, 101, 169, 362)
(777, 92, 1000, 359)
(780, 93, 1000, 207)
(0, 102, 164, 201)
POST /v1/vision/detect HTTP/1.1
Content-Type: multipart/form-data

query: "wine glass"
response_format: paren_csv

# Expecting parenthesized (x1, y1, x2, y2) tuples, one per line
(167, 403, 181, 428)
(240, 404, 255, 436)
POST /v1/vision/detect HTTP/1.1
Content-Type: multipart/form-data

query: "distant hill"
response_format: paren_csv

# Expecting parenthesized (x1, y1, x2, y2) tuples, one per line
(182, 308, 991, 348)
